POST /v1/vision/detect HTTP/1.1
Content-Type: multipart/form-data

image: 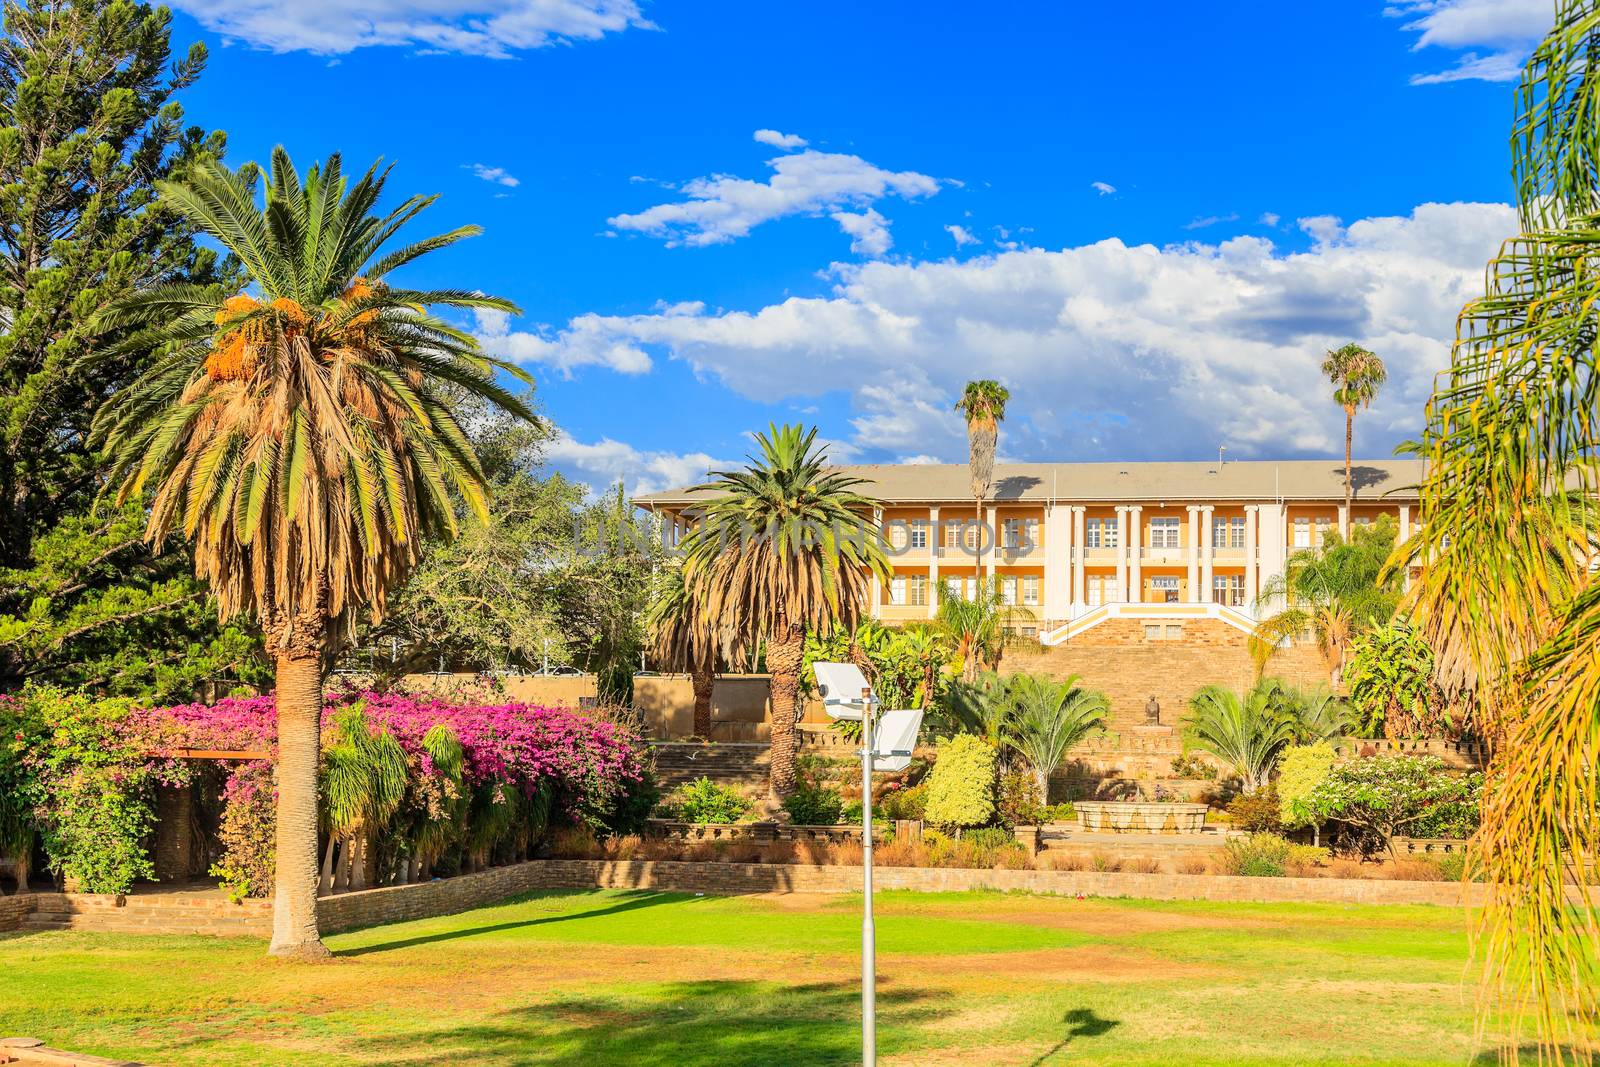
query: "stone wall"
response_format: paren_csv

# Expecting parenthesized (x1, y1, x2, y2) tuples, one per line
(1007, 618, 1328, 732)
(0, 893, 34, 932)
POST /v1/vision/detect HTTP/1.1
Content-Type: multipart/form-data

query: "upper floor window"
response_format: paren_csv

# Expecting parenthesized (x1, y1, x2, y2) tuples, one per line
(909, 523, 928, 549)
(1214, 516, 1246, 548)
(1086, 517, 1118, 549)
(1002, 517, 1038, 549)
(1149, 517, 1181, 549)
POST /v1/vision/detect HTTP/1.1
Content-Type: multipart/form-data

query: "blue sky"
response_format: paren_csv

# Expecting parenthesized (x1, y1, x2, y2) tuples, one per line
(169, 0, 1551, 494)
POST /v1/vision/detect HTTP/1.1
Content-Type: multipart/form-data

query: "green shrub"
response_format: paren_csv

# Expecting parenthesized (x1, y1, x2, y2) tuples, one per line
(879, 781, 927, 822)
(662, 777, 751, 824)
(1170, 753, 1217, 780)
(1226, 788, 1283, 833)
(1220, 833, 1328, 877)
(995, 768, 1042, 828)
(1039, 802, 1076, 823)
(782, 785, 844, 826)
(1307, 755, 1483, 856)
(923, 735, 998, 830)
(1278, 743, 1336, 837)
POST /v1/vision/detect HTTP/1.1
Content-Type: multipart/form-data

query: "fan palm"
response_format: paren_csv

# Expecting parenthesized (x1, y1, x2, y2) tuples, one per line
(1004, 673, 1108, 800)
(935, 576, 1032, 682)
(92, 149, 532, 958)
(1405, 2, 1600, 1050)
(1183, 680, 1299, 795)
(954, 380, 1010, 569)
(1321, 343, 1386, 516)
(1251, 518, 1401, 685)
(646, 560, 735, 739)
(681, 424, 890, 796)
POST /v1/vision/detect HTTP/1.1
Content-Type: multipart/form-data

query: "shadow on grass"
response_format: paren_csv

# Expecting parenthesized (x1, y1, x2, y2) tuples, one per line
(335, 890, 678, 957)
(1027, 1008, 1119, 1065)
(1470, 1048, 1597, 1065)
(364, 979, 948, 1066)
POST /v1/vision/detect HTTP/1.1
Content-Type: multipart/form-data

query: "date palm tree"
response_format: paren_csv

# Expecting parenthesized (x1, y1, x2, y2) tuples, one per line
(681, 424, 890, 797)
(955, 380, 1010, 571)
(646, 560, 736, 740)
(1406, 2, 1600, 1050)
(92, 149, 532, 958)
(1321, 343, 1386, 517)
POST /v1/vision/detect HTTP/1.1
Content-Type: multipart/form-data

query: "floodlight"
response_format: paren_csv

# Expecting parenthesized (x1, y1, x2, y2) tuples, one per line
(872, 709, 923, 773)
(811, 661, 872, 721)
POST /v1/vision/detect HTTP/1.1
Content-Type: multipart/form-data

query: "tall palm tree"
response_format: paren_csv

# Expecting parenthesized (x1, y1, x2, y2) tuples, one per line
(935, 576, 1032, 682)
(1251, 518, 1401, 685)
(93, 149, 532, 958)
(1320, 343, 1387, 517)
(954, 380, 1010, 572)
(1004, 673, 1108, 801)
(681, 424, 890, 797)
(1406, 2, 1600, 1050)
(646, 560, 731, 740)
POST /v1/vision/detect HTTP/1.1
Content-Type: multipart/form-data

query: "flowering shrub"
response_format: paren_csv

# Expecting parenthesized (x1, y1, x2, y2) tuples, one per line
(1307, 754, 1482, 856)
(3, 686, 654, 896)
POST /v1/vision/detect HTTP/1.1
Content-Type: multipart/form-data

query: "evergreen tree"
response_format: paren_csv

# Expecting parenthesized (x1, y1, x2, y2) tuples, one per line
(0, 0, 254, 698)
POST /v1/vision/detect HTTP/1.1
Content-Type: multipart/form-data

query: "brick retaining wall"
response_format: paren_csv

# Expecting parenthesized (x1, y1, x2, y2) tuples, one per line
(0, 894, 34, 932)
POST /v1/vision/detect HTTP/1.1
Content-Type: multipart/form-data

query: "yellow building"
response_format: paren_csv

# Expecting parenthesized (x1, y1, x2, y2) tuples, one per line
(635, 458, 1421, 649)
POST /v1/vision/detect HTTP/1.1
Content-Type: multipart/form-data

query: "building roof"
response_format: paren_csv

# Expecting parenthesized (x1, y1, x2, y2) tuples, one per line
(632, 459, 1425, 507)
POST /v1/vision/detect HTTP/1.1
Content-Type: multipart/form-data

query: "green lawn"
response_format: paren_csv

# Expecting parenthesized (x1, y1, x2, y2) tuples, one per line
(2, 889, 1589, 1065)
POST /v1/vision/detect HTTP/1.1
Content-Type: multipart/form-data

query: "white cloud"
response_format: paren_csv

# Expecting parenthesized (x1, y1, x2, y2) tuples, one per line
(945, 224, 978, 247)
(1184, 213, 1239, 231)
(1091, 181, 1117, 196)
(1259, 212, 1281, 227)
(465, 163, 519, 187)
(753, 129, 808, 150)
(171, 0, 651, 57)
(1391, 0, 1551, 84)
(545, 433, 728, 498)
(474, 308, 653, 376)
(832, 208, 894, 256)
(607, 147, 940, 250)
(530, 201, 1518, 462)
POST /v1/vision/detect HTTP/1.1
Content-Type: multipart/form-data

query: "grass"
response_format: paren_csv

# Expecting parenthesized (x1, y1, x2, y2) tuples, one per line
(3, 888, 1595, 1065)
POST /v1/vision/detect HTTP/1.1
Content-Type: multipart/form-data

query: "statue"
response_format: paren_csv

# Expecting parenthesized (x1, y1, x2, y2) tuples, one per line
(1145, 695, 1161, 726)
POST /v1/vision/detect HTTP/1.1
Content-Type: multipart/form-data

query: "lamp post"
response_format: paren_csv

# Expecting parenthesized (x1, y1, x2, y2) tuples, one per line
(811, 663, 922, 1067)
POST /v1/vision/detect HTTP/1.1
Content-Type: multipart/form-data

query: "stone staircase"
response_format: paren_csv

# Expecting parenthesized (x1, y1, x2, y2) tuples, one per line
(649, 742, 771, 791)
(15, 888, 269, 937)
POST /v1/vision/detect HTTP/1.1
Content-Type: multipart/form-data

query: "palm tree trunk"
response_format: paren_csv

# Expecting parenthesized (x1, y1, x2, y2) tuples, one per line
(767, 620, 805, 797)
(691, 667, 714, 740)
(1344, 407, 1355, 518)
(269, 646, 331, 959)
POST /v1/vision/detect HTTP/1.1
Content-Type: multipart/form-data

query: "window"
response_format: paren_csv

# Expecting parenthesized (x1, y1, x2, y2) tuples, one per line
(1022, 575, 1040, 605)
(943, 576, 962, 600)
(887, 522, 909, 550)
(1087, 574, 1123, 606)
(1000, 576, 1018, 605)
(1002, 517, 1038, 549)
(1213, 574, 1245, 607)
(907, 574, 929, 607)
(1150, 575, 1180, 604)
(909, 523, 928, 549)
(1086, 517, 1118, 549)
(1213, 516, 1247, 548)
(889, 577, 907, 605)
(1149, 517, 1181, 549)
(1143, 623, 1185, 641)
(944, 521, 980, 552)
(1292, 517, 1312, 548)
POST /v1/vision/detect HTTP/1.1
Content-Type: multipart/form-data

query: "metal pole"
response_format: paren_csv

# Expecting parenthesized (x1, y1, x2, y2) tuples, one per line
(859, 687, 876, 1067)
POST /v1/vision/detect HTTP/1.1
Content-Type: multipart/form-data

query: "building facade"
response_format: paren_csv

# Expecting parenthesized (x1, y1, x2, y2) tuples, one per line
(635, 458, 1421, 649)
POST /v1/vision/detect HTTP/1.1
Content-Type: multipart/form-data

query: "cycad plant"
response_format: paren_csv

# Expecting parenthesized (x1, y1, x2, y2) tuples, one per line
(682, 424, 889, 796)
(1183, 680, 1299, 795)
(92, 149, 532, 958)
(954, 379, 1010, 570)
(939, 670, 1013, 747)
(1406, 1, 1600, 1049)
(1003, 673, 1108, 800)
(1321, 342, 1386, 516)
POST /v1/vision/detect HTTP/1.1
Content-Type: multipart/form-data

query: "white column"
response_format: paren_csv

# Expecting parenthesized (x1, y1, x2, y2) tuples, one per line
(1244, 505, 1260, 609)
(927, 506, 940, 619)
(1127, 505, 1144, 604)
(1071, 506, 1086, 613)
(870, 506, 883, 617)
(985, 505, 998, 581)
(1044, 504, 1071, 621)
(1114, 506, 1129, 603)
(1338, 503, 1350, 540)
(1185, 505, 1200, 601)
(1200, 504, 1216, 604)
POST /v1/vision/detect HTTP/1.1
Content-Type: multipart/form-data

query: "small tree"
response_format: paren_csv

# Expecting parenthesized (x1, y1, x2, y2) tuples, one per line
(1307, 754, 1482, 856)
(1277, 743, 1336, 847)
(924, 734, 997, 831)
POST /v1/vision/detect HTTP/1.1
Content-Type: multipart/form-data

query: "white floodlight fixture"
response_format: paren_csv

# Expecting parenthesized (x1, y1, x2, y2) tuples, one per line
(812, 661, 873, 721)
(872, 709, 923, 773)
